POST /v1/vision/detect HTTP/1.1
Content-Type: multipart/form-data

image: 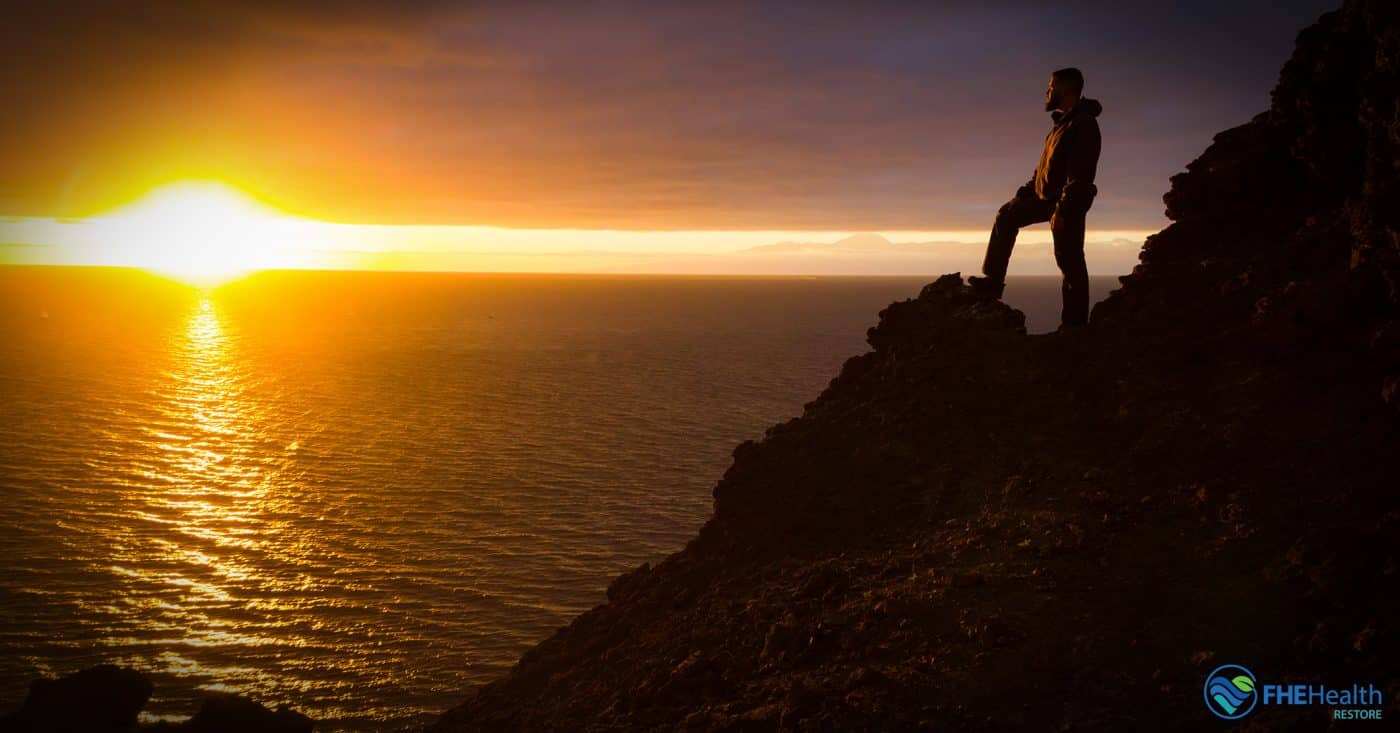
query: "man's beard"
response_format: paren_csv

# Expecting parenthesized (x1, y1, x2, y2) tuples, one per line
(1045, 92, 1062, 112)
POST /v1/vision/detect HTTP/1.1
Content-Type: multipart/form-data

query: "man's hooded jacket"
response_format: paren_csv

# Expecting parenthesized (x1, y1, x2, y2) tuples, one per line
(1019, 97, 1103, 218)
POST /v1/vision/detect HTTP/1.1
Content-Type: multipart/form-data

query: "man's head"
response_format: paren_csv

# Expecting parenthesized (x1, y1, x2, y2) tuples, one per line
(1045, 67, 1084, 112)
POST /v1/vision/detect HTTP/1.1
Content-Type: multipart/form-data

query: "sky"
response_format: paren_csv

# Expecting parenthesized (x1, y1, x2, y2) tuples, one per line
(0, 0, 1338, 276)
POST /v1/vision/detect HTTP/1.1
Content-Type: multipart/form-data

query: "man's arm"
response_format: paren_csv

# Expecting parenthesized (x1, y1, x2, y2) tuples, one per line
(1055, 121, 1101, 220)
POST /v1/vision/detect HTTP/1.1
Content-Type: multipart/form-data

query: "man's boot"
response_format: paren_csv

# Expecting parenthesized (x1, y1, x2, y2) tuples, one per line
(967, 275, 1005, 300)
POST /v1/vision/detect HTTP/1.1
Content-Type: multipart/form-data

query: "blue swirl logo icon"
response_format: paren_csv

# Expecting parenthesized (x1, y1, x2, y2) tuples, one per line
(1204, 664, 1258, 720)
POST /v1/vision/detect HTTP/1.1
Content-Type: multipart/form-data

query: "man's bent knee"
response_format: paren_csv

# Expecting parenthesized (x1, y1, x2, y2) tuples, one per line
(994, 202, 1023, 229)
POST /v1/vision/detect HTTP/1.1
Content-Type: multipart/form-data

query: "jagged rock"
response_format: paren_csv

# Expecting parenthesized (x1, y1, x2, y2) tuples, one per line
(865, 273, 1026, 355)
(0, 665, 151, 733)
(0, 668, 315, 733)
(175, 694, 313, 733)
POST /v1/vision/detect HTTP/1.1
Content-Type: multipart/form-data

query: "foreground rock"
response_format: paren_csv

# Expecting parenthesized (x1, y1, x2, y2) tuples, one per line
(435, 1, 1399, 730)
(145, 694, 313, 733)
(0, 667, 313, 733)
(0, 666, 150, 733)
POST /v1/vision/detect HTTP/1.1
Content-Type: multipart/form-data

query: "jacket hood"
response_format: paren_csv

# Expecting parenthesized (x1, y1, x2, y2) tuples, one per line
(1052, 97, 1102, 124)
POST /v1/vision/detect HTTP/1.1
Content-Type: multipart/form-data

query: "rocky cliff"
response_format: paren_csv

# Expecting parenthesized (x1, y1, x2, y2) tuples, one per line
(434, 2, 1399, 730)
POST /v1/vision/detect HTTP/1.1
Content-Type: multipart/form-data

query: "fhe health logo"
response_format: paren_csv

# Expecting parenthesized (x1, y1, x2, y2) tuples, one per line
(1204, 664, 1258, 719)
(1203, 663, 1385, 721)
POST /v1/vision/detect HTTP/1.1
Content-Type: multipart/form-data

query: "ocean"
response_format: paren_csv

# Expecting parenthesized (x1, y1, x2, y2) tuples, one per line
(0, 268, 1118, 730)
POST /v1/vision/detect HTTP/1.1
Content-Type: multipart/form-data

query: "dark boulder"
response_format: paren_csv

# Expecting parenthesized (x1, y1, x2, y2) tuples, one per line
(0, 665, 151, 733)
(175, 695, 313, 733)
(0, 668, 316, 733)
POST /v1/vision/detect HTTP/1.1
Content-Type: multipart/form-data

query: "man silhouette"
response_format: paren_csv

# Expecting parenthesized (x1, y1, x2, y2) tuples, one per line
(969, 67, 1102, 328)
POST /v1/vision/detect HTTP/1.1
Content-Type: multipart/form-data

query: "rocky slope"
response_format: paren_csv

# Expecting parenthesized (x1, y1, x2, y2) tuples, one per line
(434, 1, 1399, 730)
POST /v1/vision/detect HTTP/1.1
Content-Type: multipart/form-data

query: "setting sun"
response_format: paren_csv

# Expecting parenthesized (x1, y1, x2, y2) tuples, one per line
(86, 183, 314, 285)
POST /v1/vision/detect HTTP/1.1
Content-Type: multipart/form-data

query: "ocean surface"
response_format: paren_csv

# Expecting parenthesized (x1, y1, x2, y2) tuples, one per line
(0, 268, 1118, 730)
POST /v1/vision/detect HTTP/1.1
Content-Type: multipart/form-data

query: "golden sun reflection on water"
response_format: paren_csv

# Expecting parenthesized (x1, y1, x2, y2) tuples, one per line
(4, 271, 934, 730)
(118, 296, 286, 673)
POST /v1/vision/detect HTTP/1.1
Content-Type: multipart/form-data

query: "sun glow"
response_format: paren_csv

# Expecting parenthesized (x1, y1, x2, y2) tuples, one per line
(80, 183, 319, 285)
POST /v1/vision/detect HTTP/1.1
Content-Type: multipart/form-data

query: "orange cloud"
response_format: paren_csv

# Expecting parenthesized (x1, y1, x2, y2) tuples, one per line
(0, 1, 1334, 230)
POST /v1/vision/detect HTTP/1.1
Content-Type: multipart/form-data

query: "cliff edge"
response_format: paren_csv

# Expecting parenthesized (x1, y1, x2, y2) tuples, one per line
(436, 2, 1399, 729)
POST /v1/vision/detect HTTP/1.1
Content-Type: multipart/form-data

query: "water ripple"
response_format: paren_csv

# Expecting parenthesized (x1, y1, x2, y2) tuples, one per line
(1, 272, 1082, 730)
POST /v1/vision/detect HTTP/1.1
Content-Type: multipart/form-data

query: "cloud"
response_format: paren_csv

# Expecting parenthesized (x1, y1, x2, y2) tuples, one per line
(0, 1, 1336, 229)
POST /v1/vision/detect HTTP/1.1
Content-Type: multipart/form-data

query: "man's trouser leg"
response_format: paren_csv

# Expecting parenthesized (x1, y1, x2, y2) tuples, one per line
(1052, 212, 1090, 327)
(982, 196, 1054, 283)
